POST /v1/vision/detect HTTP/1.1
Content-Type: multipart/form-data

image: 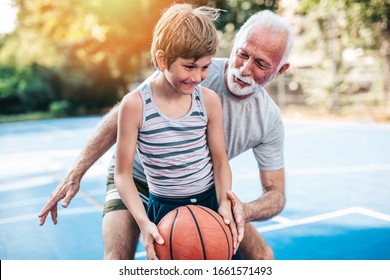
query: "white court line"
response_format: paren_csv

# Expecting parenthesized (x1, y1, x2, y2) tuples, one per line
(233, 164, 390, 181)
(259, 207, 390, 233)
(39, 123, 76, 137)
(0, 189, 105, 210)
(0, 206, 101, 225)
(271, 216, 294, 224)
(1, 204, 387, 259)
(134, 206, 390, 259)
(0, 197, 48, 210)
(0, 176, 54, 192)
(287, 164, 390, 176)
(354, 207, 390, 222)
(135, 250, 147, 259)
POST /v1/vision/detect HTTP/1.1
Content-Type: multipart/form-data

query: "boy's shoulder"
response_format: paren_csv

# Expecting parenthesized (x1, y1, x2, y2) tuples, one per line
(201, 86, 220, 104)
(121, 89, 142, 109)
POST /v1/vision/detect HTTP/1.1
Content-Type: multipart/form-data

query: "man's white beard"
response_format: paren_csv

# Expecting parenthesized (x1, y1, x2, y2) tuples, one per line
(226, 67, 260, 97)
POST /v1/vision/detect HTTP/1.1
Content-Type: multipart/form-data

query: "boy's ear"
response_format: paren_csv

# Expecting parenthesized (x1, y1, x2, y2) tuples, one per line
(156, 50, 167, 70)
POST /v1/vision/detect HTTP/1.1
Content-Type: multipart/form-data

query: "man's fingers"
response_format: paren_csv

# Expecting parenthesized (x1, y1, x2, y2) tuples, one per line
(38, 195, 60, 225)
(236, 216, 245, 243)
(38, 198, 57, 217)
(226, 190, 237, 202)
(229, 222, 239, 254)
(39, 213, 48, 226)
(50, 206, 58, 224)
(61, 192, 75, 208)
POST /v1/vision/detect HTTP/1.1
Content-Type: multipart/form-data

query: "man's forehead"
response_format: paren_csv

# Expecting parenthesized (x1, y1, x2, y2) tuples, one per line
(238, 25, 287, 48)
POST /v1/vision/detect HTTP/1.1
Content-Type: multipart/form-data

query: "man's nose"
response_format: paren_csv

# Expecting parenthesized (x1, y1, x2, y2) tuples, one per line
(240, 59, 252, 76)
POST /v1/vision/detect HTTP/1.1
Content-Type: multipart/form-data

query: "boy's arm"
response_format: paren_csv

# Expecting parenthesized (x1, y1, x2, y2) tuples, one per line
(203, 87, 243, 252)
(115, 91, 163, 260)
(38, 105, 119, 226)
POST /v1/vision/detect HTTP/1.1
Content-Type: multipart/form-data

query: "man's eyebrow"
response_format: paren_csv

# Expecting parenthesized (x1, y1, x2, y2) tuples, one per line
(254, 58, 272, 67)
(237, 47, 272, 67)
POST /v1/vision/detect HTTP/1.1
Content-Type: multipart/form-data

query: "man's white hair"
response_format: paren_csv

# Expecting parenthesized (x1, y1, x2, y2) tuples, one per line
(234, 10, 294, 71)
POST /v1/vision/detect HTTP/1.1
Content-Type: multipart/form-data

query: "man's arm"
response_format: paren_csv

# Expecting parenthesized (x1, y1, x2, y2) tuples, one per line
(227, 168, 286, 223)
(38, 105, 119, 225)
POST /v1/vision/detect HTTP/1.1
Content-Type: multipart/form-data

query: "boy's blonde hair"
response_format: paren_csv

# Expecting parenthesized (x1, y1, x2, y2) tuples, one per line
(151, 4, 220, 69)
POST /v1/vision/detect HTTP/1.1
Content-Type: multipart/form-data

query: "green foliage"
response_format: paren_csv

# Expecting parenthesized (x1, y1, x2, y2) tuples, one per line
(299, 0, 390, 49)
(297, 0, 390, 112)
(49, 100, 72, 117)
(214, 0, 277, 31)
(1, 0, 180, 116)
(0, 0, 279, 118)
(0, 63, 61, 114)
(0, 111, 57, 123)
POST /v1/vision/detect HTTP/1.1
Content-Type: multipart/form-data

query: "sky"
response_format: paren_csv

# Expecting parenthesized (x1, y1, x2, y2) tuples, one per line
(0, 0, 18, 34)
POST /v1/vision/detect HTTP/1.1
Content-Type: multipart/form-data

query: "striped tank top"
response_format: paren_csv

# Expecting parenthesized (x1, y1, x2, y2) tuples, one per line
(137, 82, 214, 198)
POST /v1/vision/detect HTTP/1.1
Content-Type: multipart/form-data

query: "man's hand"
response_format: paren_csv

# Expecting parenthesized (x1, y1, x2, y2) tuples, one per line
(226, 191, 246, 245)
(38, 176, 80, 226)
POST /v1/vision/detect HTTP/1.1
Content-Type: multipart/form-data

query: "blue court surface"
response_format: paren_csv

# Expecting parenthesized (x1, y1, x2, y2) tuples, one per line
(0, 116, 389, 260)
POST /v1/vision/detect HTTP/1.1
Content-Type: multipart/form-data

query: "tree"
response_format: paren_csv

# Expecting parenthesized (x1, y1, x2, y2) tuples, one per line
(1, 0, 178, 113)
(299, 0, 390, 112)
(0, 0, 280, 115)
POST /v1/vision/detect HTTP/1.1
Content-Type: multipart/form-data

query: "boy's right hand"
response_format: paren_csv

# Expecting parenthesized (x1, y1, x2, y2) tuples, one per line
(141, 222, 164, 260)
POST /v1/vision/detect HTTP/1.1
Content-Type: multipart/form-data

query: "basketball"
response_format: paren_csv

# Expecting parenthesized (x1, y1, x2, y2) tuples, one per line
(155, 205, 233, 260)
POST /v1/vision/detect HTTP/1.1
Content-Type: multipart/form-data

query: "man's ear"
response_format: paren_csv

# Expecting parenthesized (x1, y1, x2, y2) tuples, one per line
(276, 62, 290, 78)
(156, 50, 167, 70)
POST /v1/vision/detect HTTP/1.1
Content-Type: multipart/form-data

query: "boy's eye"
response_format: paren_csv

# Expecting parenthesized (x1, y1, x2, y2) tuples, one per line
(202, 66, 209, 71)
(184, 65, 194, 69)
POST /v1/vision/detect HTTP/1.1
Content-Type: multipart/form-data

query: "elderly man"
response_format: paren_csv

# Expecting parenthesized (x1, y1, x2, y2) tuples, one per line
(39, 9, 294, 260)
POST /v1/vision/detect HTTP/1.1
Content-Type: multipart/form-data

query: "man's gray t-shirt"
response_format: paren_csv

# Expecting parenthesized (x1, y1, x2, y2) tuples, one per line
(108, 57, 284, 182)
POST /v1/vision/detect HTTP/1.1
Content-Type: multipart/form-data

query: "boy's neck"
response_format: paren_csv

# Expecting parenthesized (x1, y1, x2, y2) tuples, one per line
(152, 74, 181, 98)
(151, 75, 193, 120)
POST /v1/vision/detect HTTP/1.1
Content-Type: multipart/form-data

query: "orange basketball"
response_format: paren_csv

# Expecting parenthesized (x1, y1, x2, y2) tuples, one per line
(155, 205, 233, 260)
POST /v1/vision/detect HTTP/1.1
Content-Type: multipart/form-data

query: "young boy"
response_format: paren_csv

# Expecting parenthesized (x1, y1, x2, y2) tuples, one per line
(114, 4, 241, 260)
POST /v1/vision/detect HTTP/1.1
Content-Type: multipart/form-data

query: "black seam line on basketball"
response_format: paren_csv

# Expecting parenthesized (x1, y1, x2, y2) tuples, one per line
(196, 205, 232, 259)
(170, 209, 179, 260)
(186, 206, 207, 260)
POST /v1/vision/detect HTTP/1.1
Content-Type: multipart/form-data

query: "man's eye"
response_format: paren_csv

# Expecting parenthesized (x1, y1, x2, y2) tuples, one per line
(237, 51, 248, 59)
(255, 61, 269, 70)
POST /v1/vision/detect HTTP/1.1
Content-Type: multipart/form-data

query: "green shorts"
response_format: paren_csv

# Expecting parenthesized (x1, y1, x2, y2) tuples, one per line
(103, 174, 149, 216)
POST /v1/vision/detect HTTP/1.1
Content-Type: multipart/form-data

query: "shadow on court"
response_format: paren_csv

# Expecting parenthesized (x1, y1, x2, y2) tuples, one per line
(0, 116, 389, 260)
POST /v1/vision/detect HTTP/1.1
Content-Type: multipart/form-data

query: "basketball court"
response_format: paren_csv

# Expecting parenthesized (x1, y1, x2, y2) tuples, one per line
(0, 116, 389, 260)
